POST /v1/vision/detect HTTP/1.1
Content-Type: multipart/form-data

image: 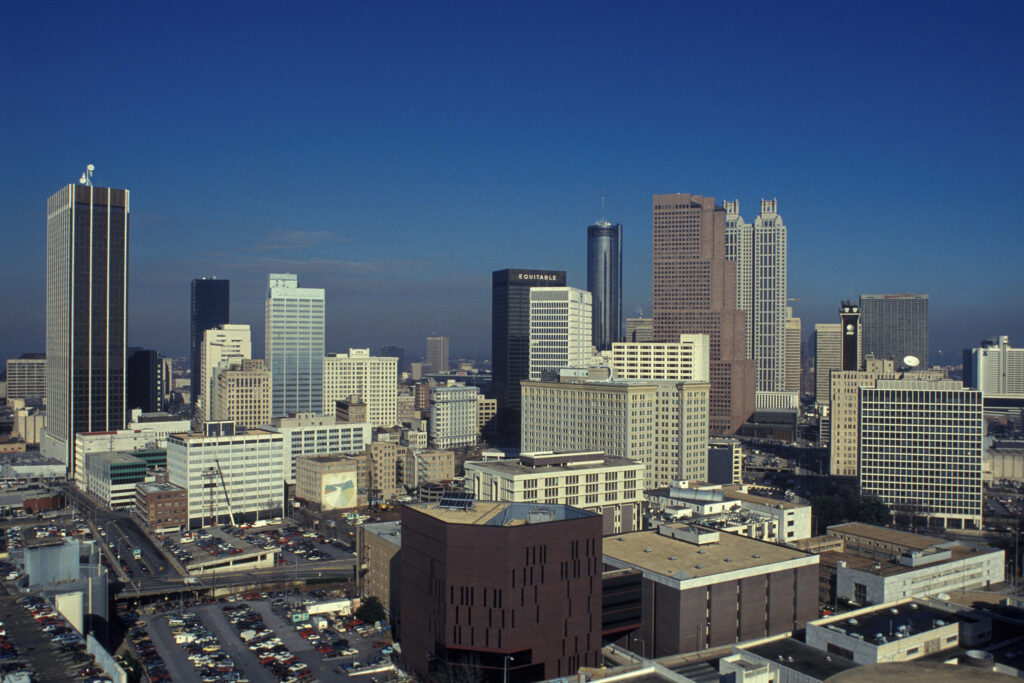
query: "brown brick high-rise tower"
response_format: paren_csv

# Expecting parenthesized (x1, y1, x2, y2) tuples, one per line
(652, 193, 754, 434)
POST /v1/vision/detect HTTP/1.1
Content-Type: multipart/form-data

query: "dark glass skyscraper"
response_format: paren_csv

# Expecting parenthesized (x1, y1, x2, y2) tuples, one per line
(587, 221, 622, 350)
(43, 183, 129, 474)
(126, 347, 160, 413)
(859, 293, 929, 368)
(190, 278, 230, 408)
(491, 268, 566, 436)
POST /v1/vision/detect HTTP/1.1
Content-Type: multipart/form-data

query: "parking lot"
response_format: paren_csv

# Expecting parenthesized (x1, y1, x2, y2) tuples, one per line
(141, 591, 395, 683)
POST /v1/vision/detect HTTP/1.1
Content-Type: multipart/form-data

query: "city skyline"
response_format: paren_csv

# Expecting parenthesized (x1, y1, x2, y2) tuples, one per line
(2, 3, 1023, 364)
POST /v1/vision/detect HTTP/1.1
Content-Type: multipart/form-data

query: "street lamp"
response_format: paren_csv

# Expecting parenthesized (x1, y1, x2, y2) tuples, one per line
(503, 655, 514, 683)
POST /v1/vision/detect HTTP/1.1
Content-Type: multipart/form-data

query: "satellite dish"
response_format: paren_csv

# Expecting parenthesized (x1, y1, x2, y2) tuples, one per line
(903, 355, 920, 368)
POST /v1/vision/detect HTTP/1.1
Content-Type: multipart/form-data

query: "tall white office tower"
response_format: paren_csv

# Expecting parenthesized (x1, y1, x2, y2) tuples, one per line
(965, 336, 1024, 398)
(197, 323, 252, 425)
(724, 200, 789, 408)
(265, 273, 325, 417)
(323, 349, 398, 428)
(528, 286, 592, 381)
(43, 182, 129, 475)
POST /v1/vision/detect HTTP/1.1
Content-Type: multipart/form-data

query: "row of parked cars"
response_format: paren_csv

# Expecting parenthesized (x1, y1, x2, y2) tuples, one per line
(124, 611, 171, 682)
(166, 610, 247, 682)
(238, 526, 334, 562)
(21, 595, 108, 681)
(223, 603, 313, 682)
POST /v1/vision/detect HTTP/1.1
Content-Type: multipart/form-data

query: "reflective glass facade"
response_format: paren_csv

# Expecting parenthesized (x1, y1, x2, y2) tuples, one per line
(587, 222, 622, 350)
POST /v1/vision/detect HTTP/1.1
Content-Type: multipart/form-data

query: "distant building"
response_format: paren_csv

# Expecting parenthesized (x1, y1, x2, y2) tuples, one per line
(335, 397, 368, 424)
(399, 449, 455, 494)
(587, 220, 623, 350)
(610, 334, 709, 382)
(167, 423, 286, 528)
(134, 482, 187, 533)
(465, 450, 645, 534)
(828, 358, 898, 477)
(266, 273, 325, 417)
(126, 348, 161, 414)
(73, 414, 187, 489)
(784, 308, 801, 393)
(266, 413, 371, 483)
(965, 335, 1024, 397)
(521, 376, 709, 488)
(814, 323, 843, 405)
(707, 438, 743, 485)
(491, 268, 566, 434)
(652, 194, 755, 435)
(529, 286, 592, 381)
(5, 353, 45, 402)
(859, 294, 929, 368)
(625, 317, 653, 343)
(400, 501, 603, 682)
(323, 349, 397, 428)
(197, 323, 251, 425)
(190, 277, 230, 409)
(859, 378, 983, 529)
(477, 395, 497, 436)
(604, 524, 818, 658)
(379, 345, 405, 377)
(211, 358, 271, 430)
(429, 383, 479, 449)
(425, 336, 450, 374)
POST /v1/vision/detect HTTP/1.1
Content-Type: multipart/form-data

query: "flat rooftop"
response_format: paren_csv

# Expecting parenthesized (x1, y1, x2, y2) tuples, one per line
(828, 522, 944, 550)
(137, 482, 185, 493)
(819, 544, 989, 577)
(408, 501, 596, 527)
(744, 638, 858, 680)
(722, 485, 803, 509)
(827, 661, 1010, 682)
(817, 602, 955, 641)
(362, 521, 402, 546)
(603, 527, 810, 580)
(468, 454, 640, 474)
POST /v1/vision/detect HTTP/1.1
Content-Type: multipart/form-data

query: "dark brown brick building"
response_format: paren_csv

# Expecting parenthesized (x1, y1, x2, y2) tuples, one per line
(651, 193, 755, 434)
(400, 501, 602, 683)
(603, 525, 819, 658)
(134, 481, 187, 532)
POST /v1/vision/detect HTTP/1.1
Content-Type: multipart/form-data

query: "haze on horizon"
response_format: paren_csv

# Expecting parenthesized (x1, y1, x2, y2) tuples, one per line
(1, 2, 1022, 365)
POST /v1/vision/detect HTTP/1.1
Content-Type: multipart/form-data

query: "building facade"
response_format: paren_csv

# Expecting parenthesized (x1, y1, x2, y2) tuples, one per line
(625, 317, 653, 343)
(294, 455, 362, 510)
(166, 423, 286, 528)
(134, 482, 187, 532)
(323, 349, 398, 428)
(724, 200, 789, 403)
(521, 377, 709, 488)
(965, 335, 1024, 397)
(190, 277, 230, 409)
(83, 451, 149, 510)
(465, 450, 644, 534)
(267, 412, 371, 482)
(859, 378, 983, 529)
(425, 336, 449, 374)
(587, 221, 623, 351)
(400, 502, 603, 683)
(784, 308, 801, 393)
(610, 334, 709, 382)
(211, 358, 272, 430)
(859, 294, 929, 368)
(828, 359, 898, 477)
(197, 324, 252, 425)
(491, 268, 566, 433)
(44, 183, 129, 474)
(5, 354, 46, 402)
(652, 194, 755, 435)
(429, 383, 479, 449)
(528, 286, 592, 381)
(265, 273, 325, 417)
(814, 323, 843, 405)
(126, 347, 160, 413)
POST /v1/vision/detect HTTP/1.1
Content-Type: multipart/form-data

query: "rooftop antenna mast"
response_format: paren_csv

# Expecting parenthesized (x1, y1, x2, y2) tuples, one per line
(78, 164, 95, 187)
(601, 187, 606, 223)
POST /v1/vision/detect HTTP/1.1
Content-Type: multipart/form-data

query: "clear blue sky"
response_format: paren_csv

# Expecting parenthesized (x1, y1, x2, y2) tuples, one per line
(2, 1, 1022, 364)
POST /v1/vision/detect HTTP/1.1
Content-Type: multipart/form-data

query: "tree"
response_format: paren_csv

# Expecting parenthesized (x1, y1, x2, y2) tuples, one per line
(356, 595, 387, 623)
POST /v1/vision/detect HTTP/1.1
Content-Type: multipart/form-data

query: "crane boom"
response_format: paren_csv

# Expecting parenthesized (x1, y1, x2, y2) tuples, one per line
(214, 459, 239, 526)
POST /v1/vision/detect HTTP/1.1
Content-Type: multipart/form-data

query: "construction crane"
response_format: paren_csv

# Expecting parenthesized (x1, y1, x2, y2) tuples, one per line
(214, 459, 241, 527)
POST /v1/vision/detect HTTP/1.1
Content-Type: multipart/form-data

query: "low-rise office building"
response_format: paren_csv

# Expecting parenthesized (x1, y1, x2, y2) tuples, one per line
(356, 520, 402, 616)
(134, 482, 187, 532)
(266, 412, 371, 483)
(294, 455, 363, 510)
(603, 524, 819, 658)
(83, 451, 151, 509)
(429, 383, 479, 449)
(465, 450, 644, 534)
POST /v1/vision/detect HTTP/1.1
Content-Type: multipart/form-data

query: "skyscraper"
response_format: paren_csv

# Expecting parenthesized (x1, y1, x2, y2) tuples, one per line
(265, 273, 325, 417)
(529, 286, 592, 381)
(190, 278, 229, 409)
(784, 307, 801, 393)
(859, 293, 929, 368)
(491, 268, 566, 435)
(724, 199, 788, 404)
(425, 335, 449, 374)
(197, 324, 252, 425)
(126, 347, 160, 413)
(652, 194, 754, 434)
(43, 182, 129, 474)
(587, 220, 622, 350)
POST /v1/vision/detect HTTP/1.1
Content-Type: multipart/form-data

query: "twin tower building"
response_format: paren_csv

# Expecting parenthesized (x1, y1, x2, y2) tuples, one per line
(493, 194, 791, 438)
